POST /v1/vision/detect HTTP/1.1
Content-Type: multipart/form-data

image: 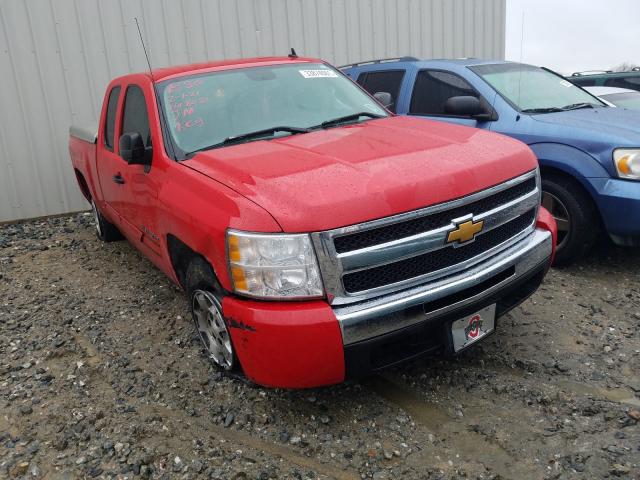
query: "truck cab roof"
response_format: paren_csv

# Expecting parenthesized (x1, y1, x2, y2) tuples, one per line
(117, 56, 324, 83)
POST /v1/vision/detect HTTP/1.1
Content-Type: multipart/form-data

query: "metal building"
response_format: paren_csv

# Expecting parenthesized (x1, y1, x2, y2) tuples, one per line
(0, 0, 506, 222)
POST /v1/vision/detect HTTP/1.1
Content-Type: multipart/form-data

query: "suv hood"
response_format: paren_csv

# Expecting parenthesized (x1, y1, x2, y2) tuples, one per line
(531, 107, 640, 145)
(184, 116, 537, 232)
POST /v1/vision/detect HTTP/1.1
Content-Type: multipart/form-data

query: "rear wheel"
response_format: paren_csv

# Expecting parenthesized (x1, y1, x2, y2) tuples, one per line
(91, 199, 122, 242)
(186, 257, 238, 371)
(541, 175, 599, 266)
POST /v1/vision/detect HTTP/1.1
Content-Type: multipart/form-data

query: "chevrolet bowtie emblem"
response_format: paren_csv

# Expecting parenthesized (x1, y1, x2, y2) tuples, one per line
(447, 218, 484, 245)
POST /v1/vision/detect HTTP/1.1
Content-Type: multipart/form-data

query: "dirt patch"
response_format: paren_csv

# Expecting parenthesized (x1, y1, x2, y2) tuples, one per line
(1, 214, 639, 479)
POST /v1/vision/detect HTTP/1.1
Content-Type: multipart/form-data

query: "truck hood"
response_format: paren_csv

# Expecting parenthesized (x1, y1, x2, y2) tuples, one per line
(183, 116, 537, 232)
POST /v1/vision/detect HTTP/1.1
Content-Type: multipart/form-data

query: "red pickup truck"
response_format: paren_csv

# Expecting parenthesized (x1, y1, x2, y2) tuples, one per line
(69, 56, 557, 388)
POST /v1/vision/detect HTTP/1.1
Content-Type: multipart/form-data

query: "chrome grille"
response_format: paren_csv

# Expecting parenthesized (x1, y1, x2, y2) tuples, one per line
(311, 169, 541, 305)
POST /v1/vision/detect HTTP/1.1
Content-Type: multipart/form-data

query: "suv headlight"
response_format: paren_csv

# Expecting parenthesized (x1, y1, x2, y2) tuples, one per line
(226, 230, 324, 299)
(613, 149, 640, 180)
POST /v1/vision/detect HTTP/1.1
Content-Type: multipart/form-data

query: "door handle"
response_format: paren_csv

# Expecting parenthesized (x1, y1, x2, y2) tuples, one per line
(112, 173, 125, 184)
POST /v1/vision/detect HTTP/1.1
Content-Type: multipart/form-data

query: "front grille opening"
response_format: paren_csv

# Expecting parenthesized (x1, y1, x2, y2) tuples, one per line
(496, 268, 545, 316)
(334, 176, 536, 254)
(369, 322, 443, 370)
(342, 210, 535, 293)
(423, 266, 515, 315)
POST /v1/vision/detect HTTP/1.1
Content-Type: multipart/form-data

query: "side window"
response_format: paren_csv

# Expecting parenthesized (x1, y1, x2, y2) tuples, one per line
(604, 76, 640, 91)
(121, 85, 151, 149)
(104, 86, 120, 151)
(409, 70, 479, 115)
(357, 70, 405, 112)
(571, 78, 597, 87)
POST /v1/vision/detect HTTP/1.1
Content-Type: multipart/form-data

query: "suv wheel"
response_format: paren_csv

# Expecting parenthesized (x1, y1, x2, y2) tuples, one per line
(541, 175, 599, 266)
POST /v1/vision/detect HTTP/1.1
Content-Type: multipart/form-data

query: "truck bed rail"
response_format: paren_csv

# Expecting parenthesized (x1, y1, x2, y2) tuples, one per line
(69, 124, 97, 144)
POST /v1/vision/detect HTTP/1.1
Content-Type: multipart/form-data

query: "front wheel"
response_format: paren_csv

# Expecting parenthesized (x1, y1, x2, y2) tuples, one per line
(541, 175, 599, 266)
(185, 258, 238, 371)
(91, 199, 122, 242)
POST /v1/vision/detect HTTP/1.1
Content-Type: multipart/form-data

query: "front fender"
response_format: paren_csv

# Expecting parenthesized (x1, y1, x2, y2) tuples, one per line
(528, 142, 610, 181)
(157, 166, 282, 292)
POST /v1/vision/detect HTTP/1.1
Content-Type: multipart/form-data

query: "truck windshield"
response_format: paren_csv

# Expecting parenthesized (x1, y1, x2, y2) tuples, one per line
(470, 63, 605, 113)
(157, 63, 387, 157)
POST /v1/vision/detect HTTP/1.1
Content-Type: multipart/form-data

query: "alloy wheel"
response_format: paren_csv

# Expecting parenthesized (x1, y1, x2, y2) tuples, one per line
(191, 290, 234, 370)
(91, 200, 103, 238)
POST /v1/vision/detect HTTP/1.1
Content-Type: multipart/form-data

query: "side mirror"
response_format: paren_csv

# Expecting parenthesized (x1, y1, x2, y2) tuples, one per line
(119, 132, 149, 165)
(373, 91, 394, 109)
(444, 95, 496, 120)
(444, 96, 483, 117)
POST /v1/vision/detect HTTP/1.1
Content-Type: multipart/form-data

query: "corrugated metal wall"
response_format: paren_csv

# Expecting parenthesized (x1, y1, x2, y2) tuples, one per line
(0, 0, 505, 222)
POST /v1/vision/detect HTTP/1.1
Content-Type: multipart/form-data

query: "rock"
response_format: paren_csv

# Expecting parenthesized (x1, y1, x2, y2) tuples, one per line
(224, 412, 235, 427)
(289, 435, 302, 445)
(11, 462, 29, 476)
(627, 409, 640, 421)
(20, 405, 33, 415)
(173, 456, 184, 472)
(610, 464, 630, 475)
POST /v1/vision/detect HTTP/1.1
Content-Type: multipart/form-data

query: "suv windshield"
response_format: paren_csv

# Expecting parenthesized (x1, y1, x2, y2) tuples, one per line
(604, 91, 640, 110)
(158, 63, 387, 157)
(471, 63, 605, 113)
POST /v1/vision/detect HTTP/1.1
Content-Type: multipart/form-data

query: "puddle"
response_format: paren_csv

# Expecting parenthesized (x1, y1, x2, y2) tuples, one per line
(367, 375, 542, 479)
(557, 381, 640, 408)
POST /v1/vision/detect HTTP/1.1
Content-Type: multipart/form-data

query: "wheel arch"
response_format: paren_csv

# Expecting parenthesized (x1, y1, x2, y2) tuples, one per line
(74, 168, 91, 202)
(538, 164, 605, 230)
(166, 234, 225, 291)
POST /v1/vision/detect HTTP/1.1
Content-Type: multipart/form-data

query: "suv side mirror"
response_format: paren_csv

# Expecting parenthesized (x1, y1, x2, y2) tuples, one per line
(373, 91, 394, 109)
(119, 132, 149, 165)
(444, 95, 496, 121)
(445, 96, 482, 116)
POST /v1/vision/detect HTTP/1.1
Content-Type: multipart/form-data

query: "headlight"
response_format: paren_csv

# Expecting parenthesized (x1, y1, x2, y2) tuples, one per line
(613, 149, 640, 180)
(226, 230, 324, 299)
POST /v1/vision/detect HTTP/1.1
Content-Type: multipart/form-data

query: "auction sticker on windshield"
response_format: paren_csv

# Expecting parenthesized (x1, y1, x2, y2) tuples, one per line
(450, 304, 496, 352)
(299, 69, 339, 78)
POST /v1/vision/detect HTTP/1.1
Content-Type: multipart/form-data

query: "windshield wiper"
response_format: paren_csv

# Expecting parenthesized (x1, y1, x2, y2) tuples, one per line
(188, 126, 310, 155)
(314, 112, 385, 129)
(521, 107, 565, 114)
(561, 102, 596, 111)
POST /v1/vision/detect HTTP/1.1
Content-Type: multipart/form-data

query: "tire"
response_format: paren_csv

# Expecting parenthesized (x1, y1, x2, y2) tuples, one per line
(91, 199, 122, 242)
(541, 174, 599, 266)
(185, 257, 239, 372)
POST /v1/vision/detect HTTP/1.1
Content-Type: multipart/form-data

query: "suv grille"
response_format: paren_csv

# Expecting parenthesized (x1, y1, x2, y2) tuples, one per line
(342, 209, 536, 293)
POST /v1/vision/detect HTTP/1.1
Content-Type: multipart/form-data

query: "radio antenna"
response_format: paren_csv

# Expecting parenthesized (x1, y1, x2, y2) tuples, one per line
(135, 17, 154, 80)
(133, 17, 178, 161)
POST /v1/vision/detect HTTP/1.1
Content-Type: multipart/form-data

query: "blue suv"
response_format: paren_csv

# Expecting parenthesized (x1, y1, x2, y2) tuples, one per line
(342, 58, 640, 265)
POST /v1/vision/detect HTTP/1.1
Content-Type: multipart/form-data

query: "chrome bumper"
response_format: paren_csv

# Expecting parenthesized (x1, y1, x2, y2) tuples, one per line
(333, 228, 552, 345)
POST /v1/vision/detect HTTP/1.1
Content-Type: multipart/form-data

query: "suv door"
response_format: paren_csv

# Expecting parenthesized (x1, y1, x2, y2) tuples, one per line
(355, 70, 406, 113)
(408, 69, 490, 128)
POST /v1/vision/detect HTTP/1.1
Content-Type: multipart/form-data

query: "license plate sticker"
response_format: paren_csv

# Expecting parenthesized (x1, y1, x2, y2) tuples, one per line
(451, 304, 496, 352)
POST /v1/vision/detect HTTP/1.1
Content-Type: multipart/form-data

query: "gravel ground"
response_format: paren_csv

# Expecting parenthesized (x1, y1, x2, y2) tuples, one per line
(1, 213, 639, 480)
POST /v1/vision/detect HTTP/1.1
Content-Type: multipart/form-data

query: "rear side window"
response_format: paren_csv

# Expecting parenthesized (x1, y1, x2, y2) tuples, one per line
(104, 86, 120, 150)
(409, 70, 478, 115)
(570, 77, 597, 87)
(604, 76, 640, 92)
(357, 70, 405, 112)
(122, 85, 151, 148)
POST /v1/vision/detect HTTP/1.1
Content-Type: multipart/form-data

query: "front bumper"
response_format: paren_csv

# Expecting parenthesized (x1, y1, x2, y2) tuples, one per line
(222, 226, 554, 389)
(588, 177, 640, 242)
